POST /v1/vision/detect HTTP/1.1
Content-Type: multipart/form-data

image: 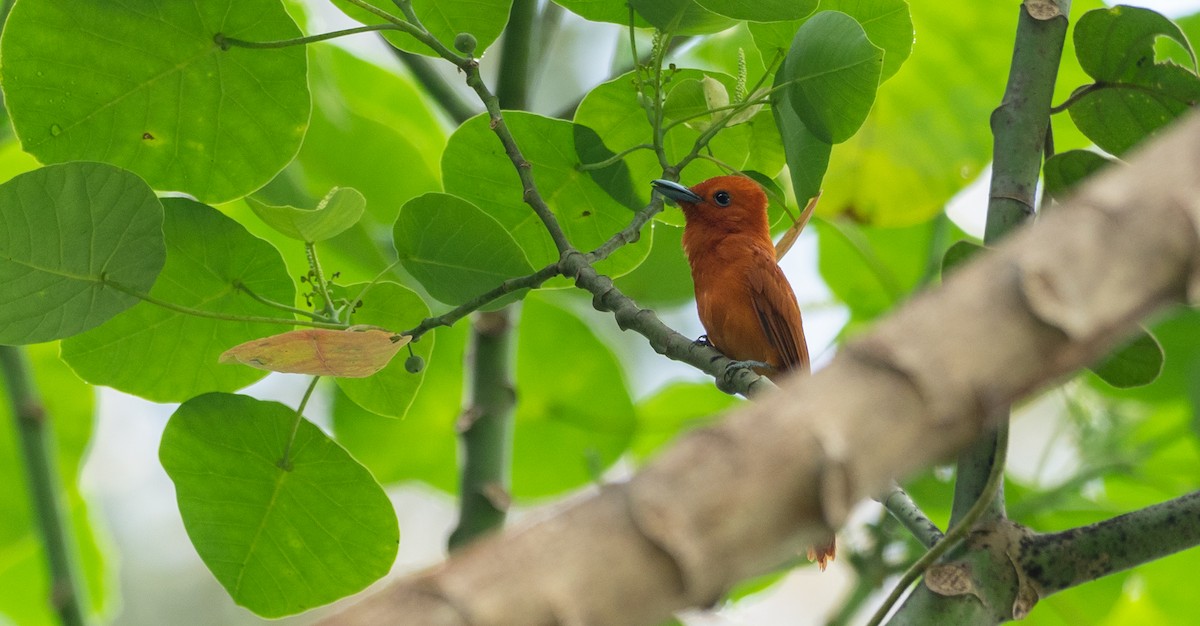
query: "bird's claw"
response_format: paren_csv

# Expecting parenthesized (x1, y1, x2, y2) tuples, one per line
(694, 334, 712, 347)
(725, 359, 773, 374)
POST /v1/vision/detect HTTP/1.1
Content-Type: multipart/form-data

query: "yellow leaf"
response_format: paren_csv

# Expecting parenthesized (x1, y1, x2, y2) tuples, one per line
(219, 328, 410, 378)
(776, 190, 821, 261)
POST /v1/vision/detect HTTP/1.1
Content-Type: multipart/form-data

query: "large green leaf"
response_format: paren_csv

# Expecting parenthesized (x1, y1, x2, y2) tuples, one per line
(1068, 63, 1200, 156)
(613, 222, 696, 308)
(246, 187, 366, 243)
(160, 392, 397, 618)
(574, 69, 785, 220)
(694, 0, 816, 22)
(297, 47, 444, 227)
(1088, 327, 1164, 389)
(61, 199, 294, 403)
(1074, 5, 1195, 81)
(551, 0, 650, 25)
(512, 294, 636, 498)
(0, 345, 112, 625)
(629, 0, 738, 35)
(0, 0, 309, 203)
(442, 112, 649, 277)
(632, 382, 742, 460)
(332, 323, 465, 492)
(331, 0, 512, 57)
(0, 162, 165, 345)
(784, 11, 883, 143)
(394, 193, 535, 307)
(1042, 150, 1115, 203)
(772, 62, 833, 209)
(333, 282, 432, 418)
(818, 214, 969, 331)
(750, 0, 914, 84)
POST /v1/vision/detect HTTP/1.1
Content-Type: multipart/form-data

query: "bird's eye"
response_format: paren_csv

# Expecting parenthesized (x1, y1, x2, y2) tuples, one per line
(713, 191, 731, 207)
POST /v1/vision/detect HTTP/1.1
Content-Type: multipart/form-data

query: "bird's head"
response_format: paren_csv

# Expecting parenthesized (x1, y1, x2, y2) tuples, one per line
(651, 176, 770, 238)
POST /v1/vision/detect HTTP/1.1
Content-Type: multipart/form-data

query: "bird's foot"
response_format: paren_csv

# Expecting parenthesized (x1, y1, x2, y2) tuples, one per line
(724, 359, 773, 375)
(694, 334, 712, 347)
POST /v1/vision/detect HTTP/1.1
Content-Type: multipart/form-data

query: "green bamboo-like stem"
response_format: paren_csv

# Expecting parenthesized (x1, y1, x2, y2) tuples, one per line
(1021, 489, 1200, 595)
(448, 310, 516, 550)
(446, 0, 532, 551)
(956, 0, 1071, 526)
(0, 347, 87, 626)
(885, 4, 1070, 624)
(868, 423, 1009, 626)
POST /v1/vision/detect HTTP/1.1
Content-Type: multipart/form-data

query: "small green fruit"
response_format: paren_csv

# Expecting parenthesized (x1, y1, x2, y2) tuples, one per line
(454, 32, 477, 55)
(405, 355, 426, 374)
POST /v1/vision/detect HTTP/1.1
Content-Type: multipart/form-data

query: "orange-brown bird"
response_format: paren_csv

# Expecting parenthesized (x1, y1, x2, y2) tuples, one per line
(651, 175, 835, 569)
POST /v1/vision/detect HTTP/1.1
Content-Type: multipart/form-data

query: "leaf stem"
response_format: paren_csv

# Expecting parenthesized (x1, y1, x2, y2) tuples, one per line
(577, 143, 656, 171)
(878, 484, 945, 548)
(865, 423, 1009, 626)
(103, 279, 342, 329)
(234, 280, 335, 322)
(0, 347, 88, 626)
(279, 376, 320, 470)
(214, 24, 403, 50)
(305, 243, 337, 318)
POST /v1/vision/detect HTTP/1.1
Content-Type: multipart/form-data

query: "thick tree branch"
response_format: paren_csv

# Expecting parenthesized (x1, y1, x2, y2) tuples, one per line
(322, 109, 1200, 626)
(1020, 489, 1200, 596)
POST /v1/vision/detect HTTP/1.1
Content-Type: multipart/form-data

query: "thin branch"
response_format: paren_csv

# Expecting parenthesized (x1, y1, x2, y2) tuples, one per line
(402, 262, 560, 340)
(878, 484, 945, 549)
(0, 347, 87, 626)
(867, 425, 1009, 626)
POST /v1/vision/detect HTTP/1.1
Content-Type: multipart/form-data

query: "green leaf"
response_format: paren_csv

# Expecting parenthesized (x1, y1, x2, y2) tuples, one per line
(442, 112, 649, 278)
(0, 345, 112, 625)
(60, 199, 294, 403)
(1067, 63, 1200, 156)
(160, 393, 398, 618)
(941, 239, 985, 276)
(331, 323, 465, 492)
(818, 214, 967, 328)
(1074, 5, 1196, 81)
(574, 69, 785, 218)
(512, 294, 635, 498)
(551, 0, 650, 25)
(750, 0, 913, 82)
(394, 193, 535, 307)
(0, 162, 165, 345)
(0, 0, 309, 203)
(772, 62, 833, 208)
(333, 282, 432, 418)
(629, 0, 739, 35)
(246, 187, 366, 243)
(761, 0, 1032, 226)
(785, 11, 884, 144)
(331, 0, 512, 57)
(664, 79, 716, 129)
(613, 222, 696, 308)
(1042, 150, 1114, 202)
(694, 0, 816, 22)
(632, 382, 742, 459)
(1089, 327, 1165, 389)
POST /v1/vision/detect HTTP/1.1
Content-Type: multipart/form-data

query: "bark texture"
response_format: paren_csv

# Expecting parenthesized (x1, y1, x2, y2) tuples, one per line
(322, 113, 1200, 626)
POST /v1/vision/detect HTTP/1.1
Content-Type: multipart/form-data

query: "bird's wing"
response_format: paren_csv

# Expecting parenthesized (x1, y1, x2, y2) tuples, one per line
(747, 257, 810, 373)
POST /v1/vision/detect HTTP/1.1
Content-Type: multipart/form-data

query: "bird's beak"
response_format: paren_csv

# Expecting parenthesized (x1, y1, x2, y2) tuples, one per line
(651, 179, 702, 205)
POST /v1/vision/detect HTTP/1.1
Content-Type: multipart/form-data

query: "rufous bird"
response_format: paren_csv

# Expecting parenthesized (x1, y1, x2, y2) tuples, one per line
(651, 175, 835, 570)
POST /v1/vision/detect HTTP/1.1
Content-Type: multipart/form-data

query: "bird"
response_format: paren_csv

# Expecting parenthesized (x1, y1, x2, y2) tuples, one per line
(651, 175, 835, 570)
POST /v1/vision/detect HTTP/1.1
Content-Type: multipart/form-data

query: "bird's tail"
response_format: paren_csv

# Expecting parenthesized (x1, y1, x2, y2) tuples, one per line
(807, 535, 837, 572)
